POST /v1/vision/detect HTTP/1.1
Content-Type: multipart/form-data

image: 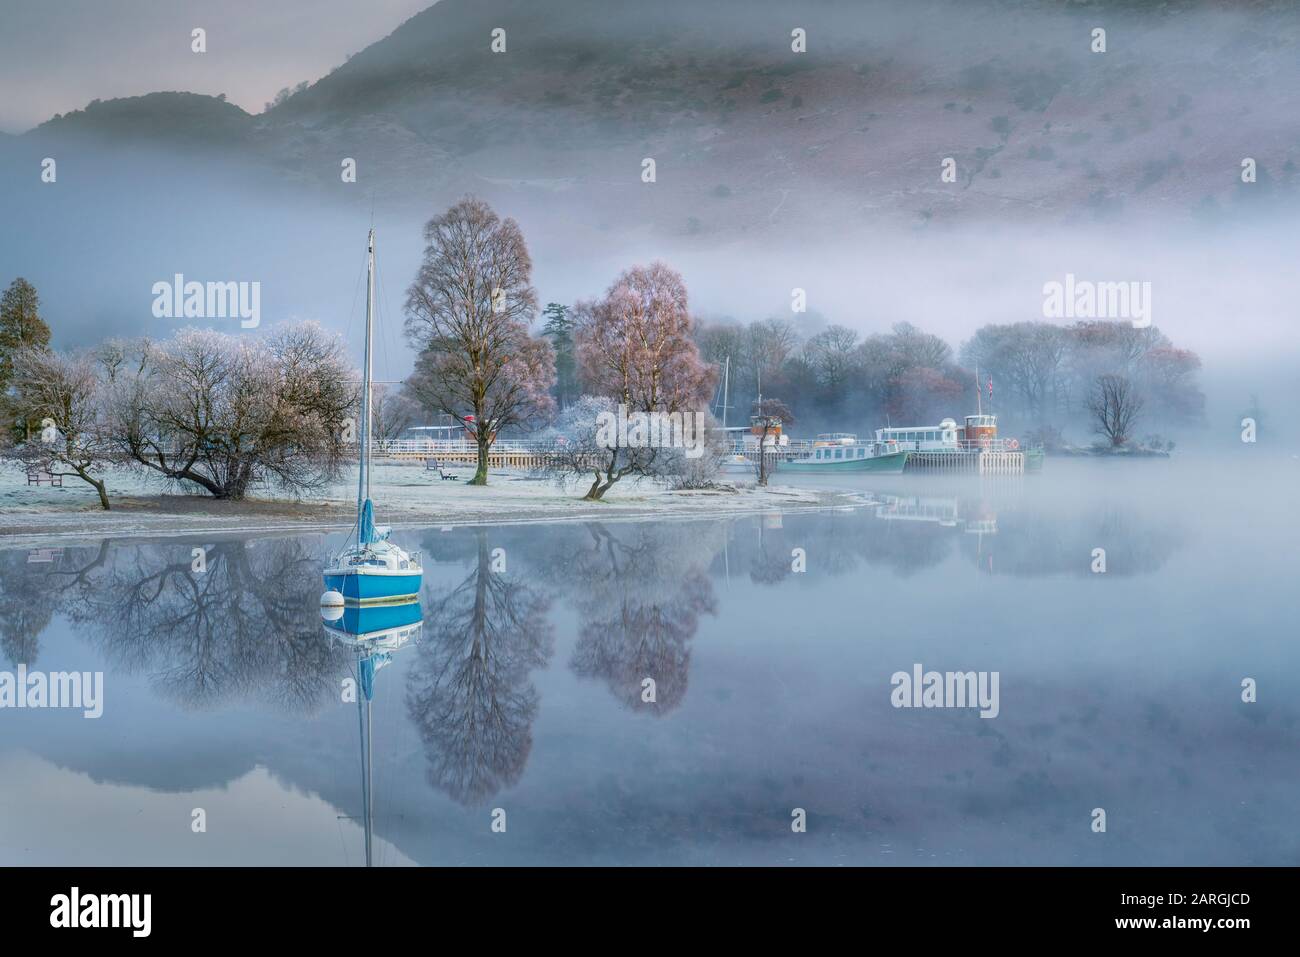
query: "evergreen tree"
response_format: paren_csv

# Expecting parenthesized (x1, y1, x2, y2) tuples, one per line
(0, 278, 53, 442)
(540, 302, 577, 408)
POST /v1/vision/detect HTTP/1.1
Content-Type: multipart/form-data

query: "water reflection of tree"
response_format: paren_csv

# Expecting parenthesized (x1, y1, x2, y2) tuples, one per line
(405, 530, 554, 806)
(749, 517, 792, 585)
(55, 538, 347, 713)
(561, 522, 720, 715)
(0, 548, 65, 666)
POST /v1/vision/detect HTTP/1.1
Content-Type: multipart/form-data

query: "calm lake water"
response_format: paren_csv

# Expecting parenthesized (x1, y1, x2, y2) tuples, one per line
(2, 457, 1297, 865)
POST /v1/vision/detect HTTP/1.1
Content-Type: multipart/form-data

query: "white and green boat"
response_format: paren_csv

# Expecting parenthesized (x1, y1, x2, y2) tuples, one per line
(780, 434, 912, 473)
(779, 416, 1043, 475)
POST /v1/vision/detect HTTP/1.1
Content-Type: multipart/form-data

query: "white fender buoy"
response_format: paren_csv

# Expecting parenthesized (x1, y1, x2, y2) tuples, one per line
(320, 590, 346, 621)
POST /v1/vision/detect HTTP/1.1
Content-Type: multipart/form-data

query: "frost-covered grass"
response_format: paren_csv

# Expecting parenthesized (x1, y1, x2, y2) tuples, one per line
(0, 456, 841, 544)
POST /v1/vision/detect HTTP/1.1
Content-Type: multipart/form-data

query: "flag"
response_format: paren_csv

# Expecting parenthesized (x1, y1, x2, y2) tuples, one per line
(987, 376, 993, 400)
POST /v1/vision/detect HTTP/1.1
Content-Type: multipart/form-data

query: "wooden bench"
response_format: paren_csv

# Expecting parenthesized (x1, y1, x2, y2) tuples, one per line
(424, 458, 457, 481)
(26, 468, 62, 487)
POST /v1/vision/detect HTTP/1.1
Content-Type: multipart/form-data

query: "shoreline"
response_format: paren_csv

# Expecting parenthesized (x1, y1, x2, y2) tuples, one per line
(0, 481, 863, 549)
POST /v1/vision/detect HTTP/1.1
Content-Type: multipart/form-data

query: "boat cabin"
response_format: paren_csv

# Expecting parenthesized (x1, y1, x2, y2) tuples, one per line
(813, 433, 857, 446)
(874, 415, 999, 450)
(961, 414, 998, 448)
(738, 416, 787, 448)
(807, 444, 878, 462)
(875, 419, 960, 451)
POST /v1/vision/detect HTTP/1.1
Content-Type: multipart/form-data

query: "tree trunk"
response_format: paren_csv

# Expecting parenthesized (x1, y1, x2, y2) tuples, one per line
(129, 449, 228, 498)
(210, 468, 249, 500)
(64, 461, 112, 510)
(73, 465, 111, 511)
(470, 431, 490, 485)
(583, 471, 619, 501)
(175, 468, 227, 498)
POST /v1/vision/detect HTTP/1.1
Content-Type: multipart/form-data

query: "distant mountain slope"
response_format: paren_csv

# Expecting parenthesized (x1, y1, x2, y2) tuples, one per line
(32, 92, 254, 149)
(259, 0, 1300, 228)
(7, 0, 1300, 235)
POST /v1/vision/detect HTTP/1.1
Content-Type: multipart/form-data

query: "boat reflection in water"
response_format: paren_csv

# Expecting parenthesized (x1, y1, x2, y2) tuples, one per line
(322, 599, 423, 867)
(875, 494, 997, 533)
(874, 494, 1001, 571)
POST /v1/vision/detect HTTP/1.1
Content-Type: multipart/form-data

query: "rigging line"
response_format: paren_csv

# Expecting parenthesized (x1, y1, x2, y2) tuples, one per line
(344, 243, 366, 352)
(373, 251, 393, 389)
(375, 247, 405, 395)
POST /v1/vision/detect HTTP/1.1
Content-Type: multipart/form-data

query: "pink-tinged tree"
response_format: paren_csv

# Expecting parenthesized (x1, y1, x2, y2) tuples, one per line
(404, 197, 556, 485)
(569, 262, 716, 500)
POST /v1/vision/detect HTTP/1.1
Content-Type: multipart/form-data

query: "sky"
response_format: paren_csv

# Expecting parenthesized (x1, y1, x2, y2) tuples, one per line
(0, 0, 435, 133)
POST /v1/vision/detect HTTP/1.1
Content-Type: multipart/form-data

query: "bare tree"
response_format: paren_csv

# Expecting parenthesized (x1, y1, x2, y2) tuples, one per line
(10, 347, 114, 509)
(802, 325, 860, 393)
(404, 197, 555, 485)
(104, 324, 356, 499)
(751, 397, 793, 487)
(960, 321, 1066, 423)
(540, 395, 637, 499)
(1087, 374, 1144, 447)
(370, 383, 417, 454)
(746, 317, 798, 396)
(569, 262, 716, 500)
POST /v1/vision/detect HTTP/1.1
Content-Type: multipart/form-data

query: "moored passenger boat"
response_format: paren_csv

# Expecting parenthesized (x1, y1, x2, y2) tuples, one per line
(781, 434, 912, 473)
(780, 415, 1041, 475)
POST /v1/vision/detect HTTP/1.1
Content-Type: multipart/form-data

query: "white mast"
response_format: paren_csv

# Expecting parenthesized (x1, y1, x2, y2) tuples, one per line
(721, 356, 730, 430)
(358, 229, 375, 519)
(364, 693, 373, 866)
(355, 671, 372, 867)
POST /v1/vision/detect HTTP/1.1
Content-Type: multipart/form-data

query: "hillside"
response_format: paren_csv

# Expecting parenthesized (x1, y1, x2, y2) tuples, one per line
(9, 0, 1298, 234)
(33, 91, 255, 150)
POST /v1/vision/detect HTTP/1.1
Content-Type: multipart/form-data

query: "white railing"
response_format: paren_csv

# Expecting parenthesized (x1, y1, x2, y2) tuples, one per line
(374, 436, 1036, 457)
(373, 439, 551, 455)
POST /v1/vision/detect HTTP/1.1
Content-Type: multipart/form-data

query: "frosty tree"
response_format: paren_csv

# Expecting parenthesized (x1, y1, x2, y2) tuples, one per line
(563, 262, 716, 500)
(404, 197, 556, 485)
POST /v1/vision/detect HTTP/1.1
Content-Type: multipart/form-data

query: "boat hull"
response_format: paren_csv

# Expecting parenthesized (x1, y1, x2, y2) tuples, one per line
(780, 450, 910, 474)
(323, 568, 423, 602)
(322, 599, 423, 643)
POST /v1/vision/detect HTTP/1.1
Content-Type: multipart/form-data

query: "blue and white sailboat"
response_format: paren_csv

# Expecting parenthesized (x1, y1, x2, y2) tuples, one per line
(323, 229, 423, 603)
